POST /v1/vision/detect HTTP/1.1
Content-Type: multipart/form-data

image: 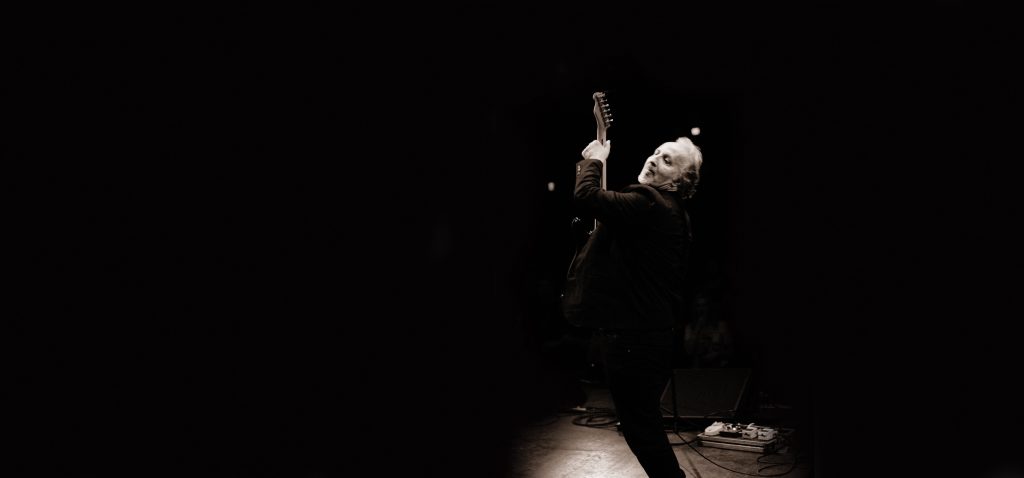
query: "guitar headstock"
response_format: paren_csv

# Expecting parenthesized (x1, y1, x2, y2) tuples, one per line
(592, 91, 613, 144)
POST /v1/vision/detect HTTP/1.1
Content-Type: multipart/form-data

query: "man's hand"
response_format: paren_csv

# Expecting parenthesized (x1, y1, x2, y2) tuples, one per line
(581, 139, 611, 163)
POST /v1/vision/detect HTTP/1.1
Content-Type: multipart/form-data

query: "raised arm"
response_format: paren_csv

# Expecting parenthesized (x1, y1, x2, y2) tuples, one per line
(574, 140, 656, 225)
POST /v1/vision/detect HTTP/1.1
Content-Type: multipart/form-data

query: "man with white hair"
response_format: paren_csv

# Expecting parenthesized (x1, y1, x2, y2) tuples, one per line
(562, 137, 702, 478)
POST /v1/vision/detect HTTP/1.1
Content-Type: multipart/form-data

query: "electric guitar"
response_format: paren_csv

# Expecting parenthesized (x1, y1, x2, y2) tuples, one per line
(566, 91, 613, 278)
(591, 91, 613, 229)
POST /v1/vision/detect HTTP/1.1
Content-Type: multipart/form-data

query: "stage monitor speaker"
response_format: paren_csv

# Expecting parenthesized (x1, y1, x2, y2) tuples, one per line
(660, 368, 751, 420)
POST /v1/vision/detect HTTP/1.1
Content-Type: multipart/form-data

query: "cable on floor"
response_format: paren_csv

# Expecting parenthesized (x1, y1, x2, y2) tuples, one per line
(569, 406, 619, 429)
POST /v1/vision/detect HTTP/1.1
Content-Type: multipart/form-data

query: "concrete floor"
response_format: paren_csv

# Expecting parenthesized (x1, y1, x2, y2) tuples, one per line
(509, 384, 812, 478)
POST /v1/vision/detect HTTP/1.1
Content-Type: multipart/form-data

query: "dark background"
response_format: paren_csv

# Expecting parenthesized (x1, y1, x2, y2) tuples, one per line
(13, 3, 1024, 477)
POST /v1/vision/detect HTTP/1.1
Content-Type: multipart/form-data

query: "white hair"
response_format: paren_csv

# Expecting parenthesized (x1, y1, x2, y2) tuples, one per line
(673, 137, 703, 199)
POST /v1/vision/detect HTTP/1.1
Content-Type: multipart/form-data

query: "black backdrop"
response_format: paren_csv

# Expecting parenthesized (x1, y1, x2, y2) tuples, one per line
(14, 4, 1024, 478)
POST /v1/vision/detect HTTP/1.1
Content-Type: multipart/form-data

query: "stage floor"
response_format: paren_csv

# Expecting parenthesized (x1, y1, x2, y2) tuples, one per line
(508, 383, 812, 478)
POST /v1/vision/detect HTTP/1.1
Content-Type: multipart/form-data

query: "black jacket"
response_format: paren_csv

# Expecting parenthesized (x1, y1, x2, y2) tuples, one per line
(562, 158, 691, 330)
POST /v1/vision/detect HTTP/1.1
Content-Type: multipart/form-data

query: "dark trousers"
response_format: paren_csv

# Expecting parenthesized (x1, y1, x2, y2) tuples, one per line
(599, 328, 684, 478)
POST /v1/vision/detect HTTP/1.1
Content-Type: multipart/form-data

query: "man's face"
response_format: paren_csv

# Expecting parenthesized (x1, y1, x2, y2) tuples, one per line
(638, 142, 688, 188)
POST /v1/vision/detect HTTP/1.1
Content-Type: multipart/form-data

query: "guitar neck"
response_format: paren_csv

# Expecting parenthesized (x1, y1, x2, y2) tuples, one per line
(600, 153, 607, 191)
(591, 91, 612, 228)
(595, 132, 607, 232)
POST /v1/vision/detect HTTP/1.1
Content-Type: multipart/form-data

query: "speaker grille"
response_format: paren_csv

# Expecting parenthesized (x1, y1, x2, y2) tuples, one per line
(660, 368, 751, 419)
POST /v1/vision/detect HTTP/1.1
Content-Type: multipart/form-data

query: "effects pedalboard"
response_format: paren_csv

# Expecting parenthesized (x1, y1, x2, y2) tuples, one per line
(696, 422, 780, 453)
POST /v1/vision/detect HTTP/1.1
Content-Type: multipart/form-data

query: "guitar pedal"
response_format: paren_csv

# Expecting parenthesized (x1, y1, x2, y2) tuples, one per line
(704, 421, 725, 436)
(720, 423, 744, 437)
(741, 424, 759, 440)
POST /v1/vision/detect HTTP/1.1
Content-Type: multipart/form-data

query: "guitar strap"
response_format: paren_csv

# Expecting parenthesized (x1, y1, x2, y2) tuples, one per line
(684, 208, 693, 242)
